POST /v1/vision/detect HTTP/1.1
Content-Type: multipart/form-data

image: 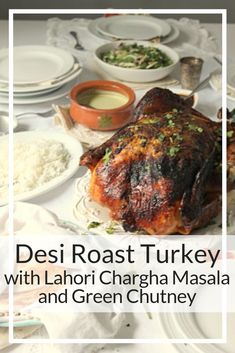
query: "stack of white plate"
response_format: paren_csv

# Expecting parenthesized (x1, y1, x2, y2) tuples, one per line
(0, 45, 82, 105)
(88, 15, 180, 45)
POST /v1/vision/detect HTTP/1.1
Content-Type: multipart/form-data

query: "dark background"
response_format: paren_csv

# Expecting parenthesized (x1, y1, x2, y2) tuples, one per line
(0, 0, 234, 22)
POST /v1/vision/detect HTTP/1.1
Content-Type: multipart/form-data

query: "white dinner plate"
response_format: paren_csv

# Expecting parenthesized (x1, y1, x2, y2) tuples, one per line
(88, 18, 179, 45)
(160, 257, 235, 353)
(0, 131, 83, 205)
(161, 23, 180, 44)
(161, 311, 235, 353)
(0, 77, 78, 105)
(0, 63, 82, 94)
(96, 15, 171, 40)
(0, 85, 58, 97)
(0, 46, 74, 84)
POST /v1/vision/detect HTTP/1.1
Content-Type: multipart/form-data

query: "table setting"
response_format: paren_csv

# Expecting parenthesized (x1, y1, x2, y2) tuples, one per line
(0, 13, 235, 353)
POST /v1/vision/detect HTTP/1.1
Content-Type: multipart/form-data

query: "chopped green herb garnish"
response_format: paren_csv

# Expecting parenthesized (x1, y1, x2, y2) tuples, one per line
(105, 222, 116, 234)
(141, 118, 158, 124)
(172, 108, 178, 113)
(158, 133, 165, 142)
(88, 221, 101, 229)
(227, 130, 234, 138)
(187, 123, 203, 133)
(168, 119, 175, 128)
(167, 146, 180, 157)
(118, 136, 125, 142)
(164, 113, 173, 119)
(103, 148, 112, 164)
(173, 133, 183, 141)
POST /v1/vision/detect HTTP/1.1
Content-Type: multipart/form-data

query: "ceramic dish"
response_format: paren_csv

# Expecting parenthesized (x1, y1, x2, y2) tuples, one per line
(0, 77, 79, 105)
(67, 87, 198, 149)
(169, 87, 198, 108)
(0, 46, 75, 84)
(94, 41, 179, 83)
(0, 84, 58, 97)
(95, 15, 171, 40)
(0, 131, 83, 205)
(161, 23, 180, 44)
(70, 80, 136, 130)
(88, 17, 179, 45)
(0, 62, 82, 94)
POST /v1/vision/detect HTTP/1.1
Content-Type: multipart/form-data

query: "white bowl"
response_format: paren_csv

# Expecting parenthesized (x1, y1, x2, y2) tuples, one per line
(94, 41, 179, 83)
(169, 88, 199, 108)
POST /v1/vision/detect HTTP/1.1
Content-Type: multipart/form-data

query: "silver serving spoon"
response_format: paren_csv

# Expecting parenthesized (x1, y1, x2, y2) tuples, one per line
(184, 69, 221, 101)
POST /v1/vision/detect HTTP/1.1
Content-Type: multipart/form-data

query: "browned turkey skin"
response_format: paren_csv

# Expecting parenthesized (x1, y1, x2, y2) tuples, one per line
(80, 88, 222, 235)
(227, 121, 235, 188)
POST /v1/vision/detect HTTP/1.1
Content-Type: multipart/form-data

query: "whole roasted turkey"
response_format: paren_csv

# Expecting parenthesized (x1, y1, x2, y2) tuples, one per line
(80, 88, 230, 235)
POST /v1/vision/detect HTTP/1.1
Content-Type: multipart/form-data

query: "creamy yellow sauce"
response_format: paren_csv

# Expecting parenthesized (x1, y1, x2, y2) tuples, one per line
(77, 89, 128, 109)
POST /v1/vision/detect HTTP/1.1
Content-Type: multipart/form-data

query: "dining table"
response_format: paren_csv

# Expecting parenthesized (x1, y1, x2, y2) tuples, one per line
(0, 16, 234, 353)
(0, 19, 234, 224)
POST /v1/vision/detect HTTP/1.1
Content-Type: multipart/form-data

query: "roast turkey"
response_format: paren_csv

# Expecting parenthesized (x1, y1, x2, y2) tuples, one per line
(80, 88, 222, 235)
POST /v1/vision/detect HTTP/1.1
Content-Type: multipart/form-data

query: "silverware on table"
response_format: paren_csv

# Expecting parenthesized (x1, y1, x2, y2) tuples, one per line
(213, 56, 222, 66)
(69, 31, 85, 50)
(0, 109, 54, 136)
(16, 108, 55, 118)
(184, 69, 221, 101)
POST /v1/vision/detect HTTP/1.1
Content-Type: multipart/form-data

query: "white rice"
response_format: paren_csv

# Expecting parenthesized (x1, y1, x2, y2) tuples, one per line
(0, 139, 71, 199)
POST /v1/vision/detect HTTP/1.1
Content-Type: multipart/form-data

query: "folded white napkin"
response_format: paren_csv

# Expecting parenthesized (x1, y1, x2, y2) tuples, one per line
(0, 202, 125, 352)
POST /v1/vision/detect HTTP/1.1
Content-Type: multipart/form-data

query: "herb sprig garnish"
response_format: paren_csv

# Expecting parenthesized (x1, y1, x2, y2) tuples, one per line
(167, 146, 180, 157)
(88, 221, 102, 230)
(103, 148, 112, 164)
(187, 123, 203, 133)
(227, 130, 234, 138)
(158, 133, 165, 142)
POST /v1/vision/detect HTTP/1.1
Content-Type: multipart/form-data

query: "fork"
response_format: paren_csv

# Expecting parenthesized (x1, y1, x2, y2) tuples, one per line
(184, 69, 221, 101)
(16, 108, 55, 118)
(69, 31, 84, 50)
